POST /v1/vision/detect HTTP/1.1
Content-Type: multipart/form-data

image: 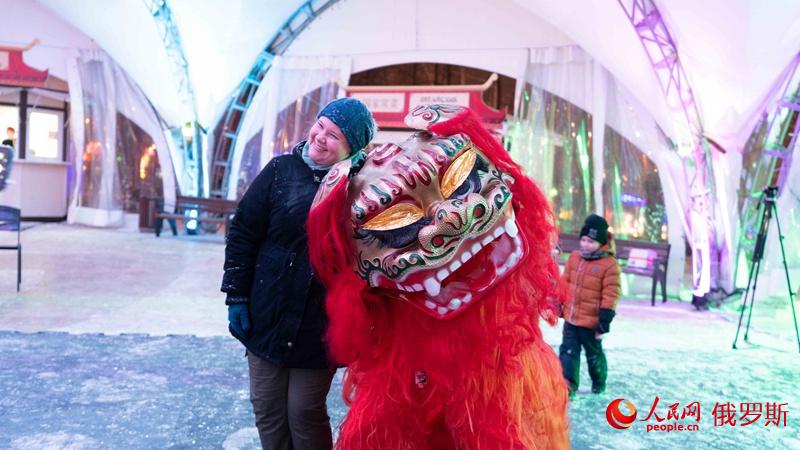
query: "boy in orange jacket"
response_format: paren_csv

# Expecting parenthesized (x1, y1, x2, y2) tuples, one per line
(559, 214, 621, 395)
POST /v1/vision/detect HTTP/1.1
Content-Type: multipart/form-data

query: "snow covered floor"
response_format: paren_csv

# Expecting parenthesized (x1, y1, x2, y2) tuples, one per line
(1, 223, 799, 449)
(0, 223, 227, 336)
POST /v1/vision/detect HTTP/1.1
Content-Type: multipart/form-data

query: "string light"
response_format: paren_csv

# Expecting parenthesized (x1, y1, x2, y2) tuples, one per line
(139, 144, 157, 180)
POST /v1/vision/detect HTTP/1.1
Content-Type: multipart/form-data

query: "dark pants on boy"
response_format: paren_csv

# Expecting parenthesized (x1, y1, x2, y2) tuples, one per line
(248, 352, 336, 450)
(559, 322, 607, 392)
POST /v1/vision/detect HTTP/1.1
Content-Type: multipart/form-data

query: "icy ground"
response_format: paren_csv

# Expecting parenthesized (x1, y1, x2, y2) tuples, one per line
(0, 223, 799, 449)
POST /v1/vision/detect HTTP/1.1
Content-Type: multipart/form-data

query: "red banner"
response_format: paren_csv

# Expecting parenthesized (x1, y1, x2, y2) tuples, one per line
(0, 43, 49, 88)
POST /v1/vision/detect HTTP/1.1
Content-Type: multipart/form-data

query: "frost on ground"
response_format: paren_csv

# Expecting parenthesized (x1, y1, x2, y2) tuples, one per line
(0, 224, 798, 449)
(2, 305, 797, 450)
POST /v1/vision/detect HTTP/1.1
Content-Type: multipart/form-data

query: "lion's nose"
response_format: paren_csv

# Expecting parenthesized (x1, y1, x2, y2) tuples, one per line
(429, 200, 468, 230)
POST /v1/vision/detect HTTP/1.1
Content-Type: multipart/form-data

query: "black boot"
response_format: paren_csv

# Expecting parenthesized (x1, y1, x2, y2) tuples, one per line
(692, 294, 709, 311)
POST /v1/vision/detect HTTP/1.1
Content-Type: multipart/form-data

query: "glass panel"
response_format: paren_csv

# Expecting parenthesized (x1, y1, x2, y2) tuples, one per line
(115, 112, 163, 213)
(78, 59, 119, 210)
(602, 128, 667, 242)
(27, 110, 61, 160)
(506, 87, 594, 234)
(270, 82, 339, 157)
(236, 130, 263, 199)
(735, 90, 800, 285)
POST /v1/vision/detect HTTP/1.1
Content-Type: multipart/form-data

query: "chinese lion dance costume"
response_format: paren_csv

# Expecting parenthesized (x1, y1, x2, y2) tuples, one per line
(308, 104, 569, 449)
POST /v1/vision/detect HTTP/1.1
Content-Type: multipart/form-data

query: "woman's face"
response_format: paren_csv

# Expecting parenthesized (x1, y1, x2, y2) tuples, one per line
(307, 116, 351, 165)
(580, 235, 601, 253)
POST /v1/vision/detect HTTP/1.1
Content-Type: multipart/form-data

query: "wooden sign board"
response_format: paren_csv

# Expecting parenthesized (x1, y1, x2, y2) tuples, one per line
(340, 74, 506, 131)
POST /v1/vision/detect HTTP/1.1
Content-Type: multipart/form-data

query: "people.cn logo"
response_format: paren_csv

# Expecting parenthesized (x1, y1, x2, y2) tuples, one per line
(606, 398, 638, 429)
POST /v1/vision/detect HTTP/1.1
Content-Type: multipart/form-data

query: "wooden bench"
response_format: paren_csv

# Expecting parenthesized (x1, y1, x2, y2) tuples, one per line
(557, 232, 671, 306)
(154, 196, 237, 237)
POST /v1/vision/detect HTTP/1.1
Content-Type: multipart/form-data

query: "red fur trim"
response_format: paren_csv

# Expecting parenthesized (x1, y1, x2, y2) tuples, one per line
(336, 264, 569, 449)
(307, 178, 371, 366)
(310, 110, 570, 447)
(308, 178, 351, 285)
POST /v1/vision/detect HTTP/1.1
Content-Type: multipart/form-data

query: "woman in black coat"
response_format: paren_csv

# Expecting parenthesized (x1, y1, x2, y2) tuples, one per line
(221, 98, 375, 450)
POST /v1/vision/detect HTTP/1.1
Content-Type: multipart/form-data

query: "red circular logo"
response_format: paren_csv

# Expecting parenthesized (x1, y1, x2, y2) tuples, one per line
(606, 398, 638, 429)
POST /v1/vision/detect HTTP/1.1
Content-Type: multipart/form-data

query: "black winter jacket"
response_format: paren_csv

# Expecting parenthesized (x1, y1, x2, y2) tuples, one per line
(221, 142, 330, 368)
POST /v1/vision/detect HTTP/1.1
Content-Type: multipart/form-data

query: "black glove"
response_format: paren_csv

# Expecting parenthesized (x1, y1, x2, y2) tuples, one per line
(595, 308, 616, 334)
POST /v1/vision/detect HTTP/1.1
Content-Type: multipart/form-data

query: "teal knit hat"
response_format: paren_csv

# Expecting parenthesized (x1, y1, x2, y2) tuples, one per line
(317, 98, 376, 153)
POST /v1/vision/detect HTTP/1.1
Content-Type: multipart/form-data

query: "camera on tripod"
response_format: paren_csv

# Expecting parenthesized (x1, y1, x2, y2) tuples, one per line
(762, 186, 778, 202)
(733, 185, 800, 352)
(751, 186, 778, 263)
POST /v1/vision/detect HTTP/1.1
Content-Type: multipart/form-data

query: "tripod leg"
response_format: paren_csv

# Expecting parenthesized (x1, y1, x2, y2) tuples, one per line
(733, 257, 759, 349)
(771, 203, 800, 353)
(743, 259, 763, 342)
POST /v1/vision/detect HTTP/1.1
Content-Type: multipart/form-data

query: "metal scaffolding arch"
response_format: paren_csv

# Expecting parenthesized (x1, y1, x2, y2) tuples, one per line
(618, 0, 719, 297)
(143, 0, 204, 197)
(208, 0, 341, 198)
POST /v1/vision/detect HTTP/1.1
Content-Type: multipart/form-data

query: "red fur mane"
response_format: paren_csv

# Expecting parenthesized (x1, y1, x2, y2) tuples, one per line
(307, 108, 569, 449)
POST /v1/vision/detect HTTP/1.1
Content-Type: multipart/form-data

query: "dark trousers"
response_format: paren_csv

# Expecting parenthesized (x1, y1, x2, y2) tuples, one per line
(247, 352, 335, 450)
(558, 322, 607, 392)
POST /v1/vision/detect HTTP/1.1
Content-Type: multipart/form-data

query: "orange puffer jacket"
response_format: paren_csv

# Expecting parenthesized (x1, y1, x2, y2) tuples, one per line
(562, 247, 621, 329)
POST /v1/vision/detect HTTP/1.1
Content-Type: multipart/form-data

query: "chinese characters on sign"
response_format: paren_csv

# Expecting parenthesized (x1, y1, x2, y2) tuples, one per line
(638, 396, 701, 432)
(350, 93, 405, 113)
(608, 397, 791, 433)
(343, 79, 507, 131)
(711, 401, 789, 427)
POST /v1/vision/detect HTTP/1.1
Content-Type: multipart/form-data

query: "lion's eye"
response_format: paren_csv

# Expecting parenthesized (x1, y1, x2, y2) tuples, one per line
(363, 203, 425, 231)
(359, 217, 432, 249)
(447, 154, 488, 199)
(440, 149, 477, 198)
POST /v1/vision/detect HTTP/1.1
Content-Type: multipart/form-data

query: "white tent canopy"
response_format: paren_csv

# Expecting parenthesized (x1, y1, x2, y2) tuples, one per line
(4, 0, 800, 296)
(33, 0, 312, 127)
(18, 0, 799, 152)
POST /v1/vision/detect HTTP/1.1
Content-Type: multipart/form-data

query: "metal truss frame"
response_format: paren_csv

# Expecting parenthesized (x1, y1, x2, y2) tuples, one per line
(618, 0, 717, 296)
(143, 0, 204, 196)
(209, 0, 341, 198)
